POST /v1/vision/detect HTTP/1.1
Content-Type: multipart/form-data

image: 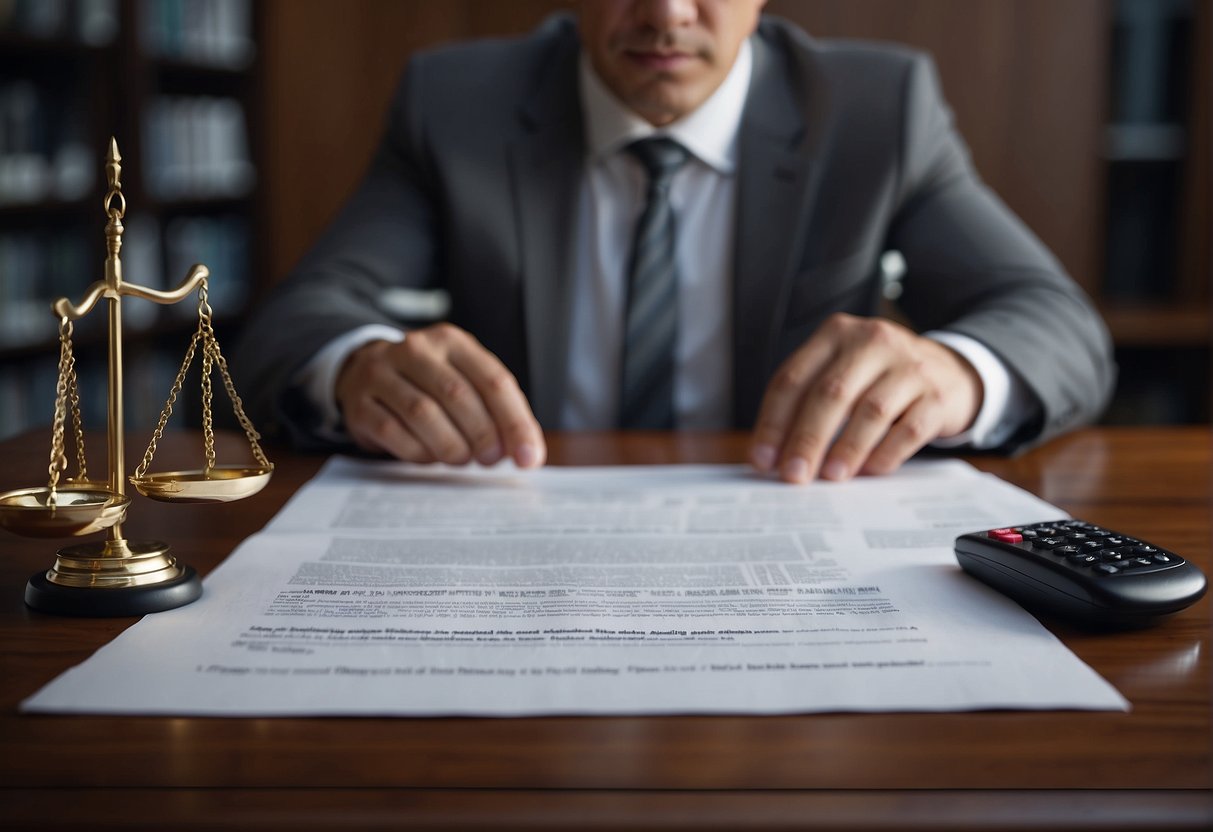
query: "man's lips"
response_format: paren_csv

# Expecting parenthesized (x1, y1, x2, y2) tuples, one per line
(624, 49, 695, 71)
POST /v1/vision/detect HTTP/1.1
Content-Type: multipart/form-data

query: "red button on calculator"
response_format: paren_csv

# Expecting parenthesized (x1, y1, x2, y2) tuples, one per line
(988, 528, 1023, 543)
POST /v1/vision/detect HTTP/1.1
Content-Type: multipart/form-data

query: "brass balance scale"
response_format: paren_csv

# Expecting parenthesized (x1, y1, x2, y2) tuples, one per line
(0, 140, 272, 616)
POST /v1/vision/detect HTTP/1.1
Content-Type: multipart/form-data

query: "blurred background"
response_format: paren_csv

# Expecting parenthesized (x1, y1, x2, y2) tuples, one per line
(0, 0, 1208, 440)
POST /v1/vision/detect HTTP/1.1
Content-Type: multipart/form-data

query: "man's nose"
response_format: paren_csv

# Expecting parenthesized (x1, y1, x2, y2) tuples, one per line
(635, 0, 699, 30)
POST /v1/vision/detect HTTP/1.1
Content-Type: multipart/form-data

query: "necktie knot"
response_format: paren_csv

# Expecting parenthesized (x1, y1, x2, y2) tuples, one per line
(627, 138, 689, 189)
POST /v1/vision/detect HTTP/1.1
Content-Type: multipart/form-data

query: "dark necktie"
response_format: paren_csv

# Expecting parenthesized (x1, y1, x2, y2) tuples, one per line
(619, 137, 690, 429)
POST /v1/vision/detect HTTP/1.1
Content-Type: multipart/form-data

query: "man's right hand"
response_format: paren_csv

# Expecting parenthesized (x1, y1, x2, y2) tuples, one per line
(334, 323, 546, 469)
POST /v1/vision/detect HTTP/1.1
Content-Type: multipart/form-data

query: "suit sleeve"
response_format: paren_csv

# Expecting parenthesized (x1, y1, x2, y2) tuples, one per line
(230, 58, 440, 449)
(887, 55, 1116, 452)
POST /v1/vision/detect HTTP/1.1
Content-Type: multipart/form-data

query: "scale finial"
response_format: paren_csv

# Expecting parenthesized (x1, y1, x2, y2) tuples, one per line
(105, 137, 122, 192)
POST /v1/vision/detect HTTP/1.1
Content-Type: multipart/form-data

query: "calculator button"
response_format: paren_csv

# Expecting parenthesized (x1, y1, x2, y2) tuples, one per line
(1120, 557, 1156, 570)
(1066, 553, 1100, 566)
(1151, 554, 1175, 565)
(1033, 537, 1067, 550)
(988, 529, 1023, 543)
(1092, 563, 1120, 576)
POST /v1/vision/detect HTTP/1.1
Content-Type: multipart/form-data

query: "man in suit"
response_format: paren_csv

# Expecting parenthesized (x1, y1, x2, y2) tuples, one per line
(234, 0, 1114, 483)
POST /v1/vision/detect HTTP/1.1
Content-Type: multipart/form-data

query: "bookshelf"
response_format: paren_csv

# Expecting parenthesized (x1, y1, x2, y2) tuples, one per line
(1099, 0, 1211, 424)
(0, 0, 261, 440)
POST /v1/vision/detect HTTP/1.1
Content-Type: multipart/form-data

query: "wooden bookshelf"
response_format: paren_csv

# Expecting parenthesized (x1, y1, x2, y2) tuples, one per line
(1100, 0, 1211, 423)
(0, 0, 262, 440)
(1102, 304, 1212, 348)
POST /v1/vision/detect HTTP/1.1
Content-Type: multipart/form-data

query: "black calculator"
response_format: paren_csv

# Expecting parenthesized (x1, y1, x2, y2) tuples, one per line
(955, 520, 1207, 627)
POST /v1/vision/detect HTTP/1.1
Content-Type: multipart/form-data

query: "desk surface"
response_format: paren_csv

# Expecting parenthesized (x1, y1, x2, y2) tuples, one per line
(1, 427, 1210, 830)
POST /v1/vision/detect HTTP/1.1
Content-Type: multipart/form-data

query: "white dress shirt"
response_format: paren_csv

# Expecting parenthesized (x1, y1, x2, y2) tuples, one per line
(297, 37, 1034, 448)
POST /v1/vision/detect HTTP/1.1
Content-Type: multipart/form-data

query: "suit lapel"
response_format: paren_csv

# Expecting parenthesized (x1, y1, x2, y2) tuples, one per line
(507, 29, 584, 428)
(732, 31, 825, 427)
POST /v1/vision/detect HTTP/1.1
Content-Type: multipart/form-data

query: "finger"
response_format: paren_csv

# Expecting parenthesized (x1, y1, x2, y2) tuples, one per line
(819, 370, 921, 481)
(374, 373, 473, 465)
(398, 343, 505, 466)
(449, 343, 546, 469)
(860, 395, 945, 476)
(777, 341, 892, 483)
(749, 334, 838, 472)
(346, 398, 436, 464)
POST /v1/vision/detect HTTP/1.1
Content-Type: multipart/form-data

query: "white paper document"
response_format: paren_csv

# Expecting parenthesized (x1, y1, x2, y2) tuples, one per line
(23, 458, 1129, 716)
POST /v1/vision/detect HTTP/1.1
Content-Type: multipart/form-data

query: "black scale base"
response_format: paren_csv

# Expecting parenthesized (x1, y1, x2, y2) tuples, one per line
(25, 567, 202, 617)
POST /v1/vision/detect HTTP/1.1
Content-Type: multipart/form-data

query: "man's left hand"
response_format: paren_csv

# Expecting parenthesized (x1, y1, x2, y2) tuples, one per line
(748, 313, 982, 483)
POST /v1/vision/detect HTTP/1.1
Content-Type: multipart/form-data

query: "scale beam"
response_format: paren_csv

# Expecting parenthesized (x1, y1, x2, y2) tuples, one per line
(54, 265, 211, 321)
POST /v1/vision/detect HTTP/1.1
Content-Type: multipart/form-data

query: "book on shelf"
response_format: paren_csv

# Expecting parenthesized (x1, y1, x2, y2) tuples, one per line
(139, 0, 254, 69)
(0, 80, 94, 206)
(0, 228, 88, 347)
(0, 354, 57, 440)
(1110, 0, 1193, 126)
(163, 213, 250, 318)
(0, 0, 119, 46)
(142, 94, 254, 200)
(1102, 0, 1194, 301)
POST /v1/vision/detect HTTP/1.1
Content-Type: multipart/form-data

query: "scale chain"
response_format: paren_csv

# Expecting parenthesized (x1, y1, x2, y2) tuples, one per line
(195, 280, 269, 469)
(133, 329, 202, 481)
(199, 282, 216, 472)
(65, 329, 87, 484)
(133, 278, 271, 479)
(44, 316, 91, 503)
(201, 336, 215, 473)
(209, 337, 271, 468)
(45, 319, 72, 501)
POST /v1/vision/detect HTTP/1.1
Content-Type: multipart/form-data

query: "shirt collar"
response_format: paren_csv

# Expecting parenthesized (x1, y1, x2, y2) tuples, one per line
(579, 38, 752, 174)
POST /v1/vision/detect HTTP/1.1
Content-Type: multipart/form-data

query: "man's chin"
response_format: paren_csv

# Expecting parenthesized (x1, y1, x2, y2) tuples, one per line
(626, 83, 707, 126)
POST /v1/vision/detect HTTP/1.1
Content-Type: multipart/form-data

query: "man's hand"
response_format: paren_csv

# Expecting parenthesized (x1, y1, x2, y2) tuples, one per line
(749, 313, 982, 483)
(335, 323, 546, 469)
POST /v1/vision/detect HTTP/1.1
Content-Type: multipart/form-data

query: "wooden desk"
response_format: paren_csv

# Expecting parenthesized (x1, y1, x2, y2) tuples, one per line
(1, 428, 1210, 830)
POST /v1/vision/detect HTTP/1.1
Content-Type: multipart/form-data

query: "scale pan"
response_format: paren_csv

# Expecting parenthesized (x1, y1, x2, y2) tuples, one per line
(130, 465, 273, 503)
(0, 484, 130, 538)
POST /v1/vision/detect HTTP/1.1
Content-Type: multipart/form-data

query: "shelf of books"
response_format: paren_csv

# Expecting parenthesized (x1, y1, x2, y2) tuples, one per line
(1101, 0, 1210, 424)
(0, 0, 260, 440)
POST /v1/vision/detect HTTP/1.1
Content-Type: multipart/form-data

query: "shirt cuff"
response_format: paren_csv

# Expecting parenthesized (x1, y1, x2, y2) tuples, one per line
(924, 330, 1037, 450)
(291, 324, 406, 440)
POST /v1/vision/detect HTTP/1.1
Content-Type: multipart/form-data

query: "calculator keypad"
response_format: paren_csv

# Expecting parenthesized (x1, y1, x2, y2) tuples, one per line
(987, 521, 1184, 577)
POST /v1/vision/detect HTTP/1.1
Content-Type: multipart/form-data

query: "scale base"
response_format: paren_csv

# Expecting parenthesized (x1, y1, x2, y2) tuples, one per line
(25, 566, 202, 617)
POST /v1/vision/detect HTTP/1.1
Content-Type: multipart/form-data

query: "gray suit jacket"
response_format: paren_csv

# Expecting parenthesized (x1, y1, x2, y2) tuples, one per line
(233, 14, 1114, 452)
